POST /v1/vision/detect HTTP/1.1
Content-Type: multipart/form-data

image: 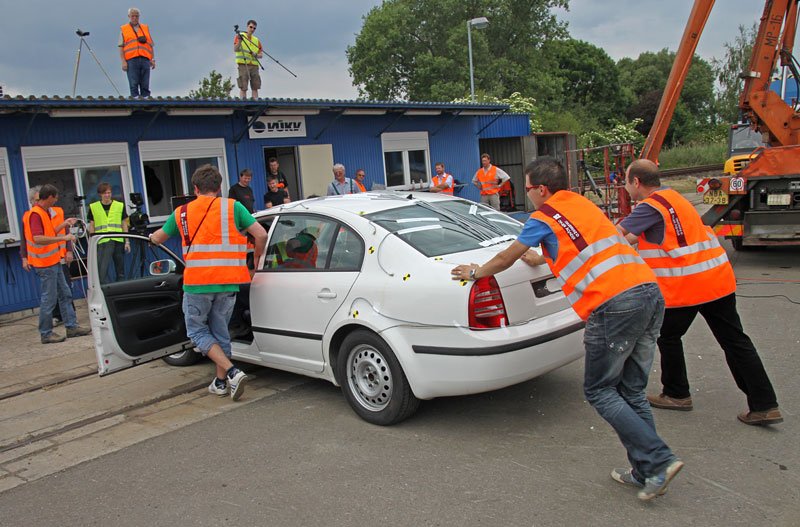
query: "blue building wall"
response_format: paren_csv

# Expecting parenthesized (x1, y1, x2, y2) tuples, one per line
(0, 107, 529, 314)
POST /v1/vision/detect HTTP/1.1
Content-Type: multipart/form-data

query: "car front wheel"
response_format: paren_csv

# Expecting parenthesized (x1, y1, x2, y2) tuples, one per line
(338, 330, 419, 426)
(162, 349, 201, 367)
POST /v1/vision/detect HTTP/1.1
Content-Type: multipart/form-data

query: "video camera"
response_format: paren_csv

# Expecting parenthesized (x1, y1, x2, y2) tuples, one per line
(128, 192, 149, 235)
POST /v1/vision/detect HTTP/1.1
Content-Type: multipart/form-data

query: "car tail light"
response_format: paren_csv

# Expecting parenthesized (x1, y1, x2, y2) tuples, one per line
(468, 276, 508, 329)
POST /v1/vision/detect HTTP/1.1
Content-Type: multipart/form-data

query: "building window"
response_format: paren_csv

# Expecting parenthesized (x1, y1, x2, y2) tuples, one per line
(0, 148, 20, 244)
(21, 143, 131, 225)
(381, 132, 431, 188)
(139, 140, 227, 222)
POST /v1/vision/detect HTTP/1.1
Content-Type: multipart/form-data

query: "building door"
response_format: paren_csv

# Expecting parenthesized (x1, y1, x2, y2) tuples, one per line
(297, 144, 334, 198)
(264, 147, 300, 201)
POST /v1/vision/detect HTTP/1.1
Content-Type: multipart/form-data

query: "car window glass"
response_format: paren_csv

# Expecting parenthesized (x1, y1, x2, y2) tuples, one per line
(329, 224, 364, 271)
(366, 203, 489, 257)
(433, 199, 523, 237)
(94, 235, 182, 285)
(263, 215, 336, 271)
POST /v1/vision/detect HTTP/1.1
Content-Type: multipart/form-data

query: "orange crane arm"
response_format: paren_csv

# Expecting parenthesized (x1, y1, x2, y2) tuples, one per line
(640, 0, 716, 163)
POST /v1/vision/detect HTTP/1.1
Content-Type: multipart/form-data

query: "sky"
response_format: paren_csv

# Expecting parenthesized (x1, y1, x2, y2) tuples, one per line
(0, 0, 771, 101)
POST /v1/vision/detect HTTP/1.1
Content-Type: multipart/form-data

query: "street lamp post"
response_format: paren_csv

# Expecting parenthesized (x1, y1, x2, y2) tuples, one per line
(467, 17, 489, 102)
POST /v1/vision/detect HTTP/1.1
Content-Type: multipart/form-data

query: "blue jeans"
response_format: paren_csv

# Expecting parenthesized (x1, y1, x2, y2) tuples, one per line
(34, 264, 78, 337)
(183, 292, 236, 358)
(126, 56, 151, 97)
(583, 283, 674, 481)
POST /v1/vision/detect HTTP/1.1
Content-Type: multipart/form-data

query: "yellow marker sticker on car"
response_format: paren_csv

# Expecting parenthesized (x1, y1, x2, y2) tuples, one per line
(368, 246, 375, 254)
(352, 310, 359, 318)
(460, 280, 468, 286)
(434, 257, 443, 261)
(403, 273, 411, 281)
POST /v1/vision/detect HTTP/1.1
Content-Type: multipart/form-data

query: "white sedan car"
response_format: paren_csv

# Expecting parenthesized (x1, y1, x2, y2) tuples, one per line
(88, 193, 584, 425)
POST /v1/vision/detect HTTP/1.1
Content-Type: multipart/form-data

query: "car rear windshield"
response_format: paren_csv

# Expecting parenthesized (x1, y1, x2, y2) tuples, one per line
(433, 199, 523, 237)
(366, 203, 505, 257)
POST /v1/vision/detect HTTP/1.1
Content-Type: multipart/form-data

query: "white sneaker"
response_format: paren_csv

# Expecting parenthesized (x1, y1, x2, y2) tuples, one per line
(208, 378, 228, 396)
(228, 370, 248, 401)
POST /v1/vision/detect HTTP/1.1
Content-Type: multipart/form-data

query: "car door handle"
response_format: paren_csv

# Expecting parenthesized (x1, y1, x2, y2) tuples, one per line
(154, 281, 168, 288)
(317, 289, 337, 299)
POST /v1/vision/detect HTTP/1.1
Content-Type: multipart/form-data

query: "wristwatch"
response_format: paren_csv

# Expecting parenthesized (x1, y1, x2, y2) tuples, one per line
(469, 268, 477, 280)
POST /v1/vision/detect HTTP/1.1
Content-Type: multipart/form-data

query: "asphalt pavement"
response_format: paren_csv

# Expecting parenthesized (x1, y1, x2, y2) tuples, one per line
(0, 240, 797, 526)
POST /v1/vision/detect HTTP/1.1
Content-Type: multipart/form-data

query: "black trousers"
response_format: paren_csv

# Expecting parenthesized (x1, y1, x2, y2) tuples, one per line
(657, 293, 778, 412)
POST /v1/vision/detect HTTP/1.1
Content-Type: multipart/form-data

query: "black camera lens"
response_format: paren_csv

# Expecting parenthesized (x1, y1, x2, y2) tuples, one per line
(138, 36, 148, 44)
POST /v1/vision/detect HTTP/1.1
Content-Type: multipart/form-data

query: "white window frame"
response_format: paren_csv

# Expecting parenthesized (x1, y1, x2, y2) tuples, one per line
(138, 139, 228, 223)
(381, 132, 431, 188)
(0, 148, 20, 244)
(20, 142, 133, 226)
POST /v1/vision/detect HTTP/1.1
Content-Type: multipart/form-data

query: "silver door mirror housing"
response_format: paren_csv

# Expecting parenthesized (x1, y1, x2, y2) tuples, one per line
(149, 259, 177, 276)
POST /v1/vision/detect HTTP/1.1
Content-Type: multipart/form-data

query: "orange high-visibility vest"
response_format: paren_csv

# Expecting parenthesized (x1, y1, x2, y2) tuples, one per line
(121, 23, 153, 61)
(51, 206, 67, 259)
(24, 206, 62, 268)
(432, 174, 454, 194)
(637, 189, 737, 308)
(532, 191, 657, 320)
(178, 196, 249, 286)
(475, 165, 500, 195)
(355, 180, 367, 193)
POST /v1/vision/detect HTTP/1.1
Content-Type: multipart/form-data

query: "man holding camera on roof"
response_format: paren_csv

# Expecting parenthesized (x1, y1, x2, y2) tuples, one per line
(234, 20, 263, 99)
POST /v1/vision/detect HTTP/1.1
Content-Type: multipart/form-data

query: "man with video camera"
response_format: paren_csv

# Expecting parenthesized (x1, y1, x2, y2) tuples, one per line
(119, 7, 155, 97)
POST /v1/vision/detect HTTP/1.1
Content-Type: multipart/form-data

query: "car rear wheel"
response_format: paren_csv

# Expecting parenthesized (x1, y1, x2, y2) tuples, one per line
(162, 349, 201, 367)
(338, 330, 419, 426)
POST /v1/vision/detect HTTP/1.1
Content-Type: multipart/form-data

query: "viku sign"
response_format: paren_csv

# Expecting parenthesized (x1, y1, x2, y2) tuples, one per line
(249, 116, 307, 139)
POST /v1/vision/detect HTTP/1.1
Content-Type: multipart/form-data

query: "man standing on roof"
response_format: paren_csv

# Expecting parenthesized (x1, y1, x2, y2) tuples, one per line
(430, 162, 454, 194)
(618, 159, 782, 426)
(149, 165, 267, 401)
(472, 153, 510, 210)
(234, 20, 263, 99)
(119, 7, 155, 98)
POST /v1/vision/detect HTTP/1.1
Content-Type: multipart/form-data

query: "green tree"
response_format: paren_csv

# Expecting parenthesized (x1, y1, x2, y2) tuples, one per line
(346, 0, 569, 101)
(189, 70, 235, 98)
(453, 91, 542, 131)
(541, 38, 623, 125)
(617, 49, 715, 146)
(712, 23, 758, 123)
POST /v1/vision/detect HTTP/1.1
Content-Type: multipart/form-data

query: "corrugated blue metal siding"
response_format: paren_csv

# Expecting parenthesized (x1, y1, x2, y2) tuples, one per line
(477, 113, 530, 139)
(0, 109, 526, 313)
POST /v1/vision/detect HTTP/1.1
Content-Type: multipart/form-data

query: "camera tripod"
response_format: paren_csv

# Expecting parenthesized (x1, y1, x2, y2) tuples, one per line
(72, 29, 122, 97)
(233, 25, 297, 77)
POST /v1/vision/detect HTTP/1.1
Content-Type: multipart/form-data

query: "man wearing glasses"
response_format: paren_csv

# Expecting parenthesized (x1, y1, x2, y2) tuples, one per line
(234, 20, 263, 98)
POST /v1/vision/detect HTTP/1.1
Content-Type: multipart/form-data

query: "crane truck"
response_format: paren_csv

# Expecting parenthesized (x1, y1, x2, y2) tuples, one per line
(640, 0, 800, 250)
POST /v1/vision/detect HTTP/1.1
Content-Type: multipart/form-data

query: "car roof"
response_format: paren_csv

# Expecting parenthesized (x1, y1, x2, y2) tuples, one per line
(253, 191, 459, 219)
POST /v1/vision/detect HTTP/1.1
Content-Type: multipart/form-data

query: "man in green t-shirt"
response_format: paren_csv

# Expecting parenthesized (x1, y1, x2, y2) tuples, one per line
(149, 165, 267, 400)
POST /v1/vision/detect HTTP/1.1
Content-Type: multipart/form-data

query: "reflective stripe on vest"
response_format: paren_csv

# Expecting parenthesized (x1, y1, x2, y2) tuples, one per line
(51, 206, 67, 258)
(181, 196, 249, 286)
(637, 188, 736, 307)
(24, 206, 62, 268)
(532, 191, 656, 320)
(235, 34, 260, 65)
(121, 23, 153, 61)
(432, 174, 454, 194)
(90, 200, 125, 244)
(475, 165, 500, 195)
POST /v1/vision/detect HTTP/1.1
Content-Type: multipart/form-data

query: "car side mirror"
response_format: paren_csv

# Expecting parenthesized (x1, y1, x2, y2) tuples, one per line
(149, 259, 176, 276)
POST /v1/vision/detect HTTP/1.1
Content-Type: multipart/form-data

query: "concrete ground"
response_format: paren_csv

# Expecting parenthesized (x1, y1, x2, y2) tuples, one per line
(0, 241, 797, 526)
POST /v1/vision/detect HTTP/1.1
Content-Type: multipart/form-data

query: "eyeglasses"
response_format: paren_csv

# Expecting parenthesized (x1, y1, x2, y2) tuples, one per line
(248, 25, 256, 29)
(525, 184, 543, 192)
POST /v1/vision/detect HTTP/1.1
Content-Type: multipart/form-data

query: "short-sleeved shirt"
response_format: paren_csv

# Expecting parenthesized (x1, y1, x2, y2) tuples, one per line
(263, 189, 288, 208)
(516, 217, 559, 260)
(327, 178, 361, 196)
(162, 200, 255, 293)
(228, 183, 255, 213)
(618, 188, 670, 245)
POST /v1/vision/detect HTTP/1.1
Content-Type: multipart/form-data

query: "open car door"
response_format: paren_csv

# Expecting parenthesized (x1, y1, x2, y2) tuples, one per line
(88, 233, 193, 375)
